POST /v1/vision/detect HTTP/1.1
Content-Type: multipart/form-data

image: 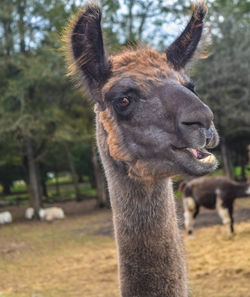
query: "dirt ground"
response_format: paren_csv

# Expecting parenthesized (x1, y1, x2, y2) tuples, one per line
(0, 197, 250, 297)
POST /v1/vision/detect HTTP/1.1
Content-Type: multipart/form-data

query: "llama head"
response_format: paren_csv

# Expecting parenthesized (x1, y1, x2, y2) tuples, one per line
(65, 1, 219, 181)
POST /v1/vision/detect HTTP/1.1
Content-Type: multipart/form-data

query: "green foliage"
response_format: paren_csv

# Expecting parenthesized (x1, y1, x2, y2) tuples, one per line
(1, 177, 97, 204)
(193, 1, 250, 176)
(0, 0, 96, 202)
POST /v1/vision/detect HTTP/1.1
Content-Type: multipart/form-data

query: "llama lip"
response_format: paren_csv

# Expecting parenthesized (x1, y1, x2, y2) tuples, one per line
(186, 148, 212, 160)
(172, 146, 216, 163)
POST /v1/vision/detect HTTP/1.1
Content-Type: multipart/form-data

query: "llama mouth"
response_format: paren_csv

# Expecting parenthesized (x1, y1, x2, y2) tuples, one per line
(186, 148, 216, 163)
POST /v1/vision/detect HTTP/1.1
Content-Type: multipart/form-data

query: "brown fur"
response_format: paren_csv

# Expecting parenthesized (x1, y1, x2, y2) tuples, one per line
(103, 49, 178, 94)
(181, 176, 250, 235)
(99, 109, 132, 161)
(64, 1, 219, 296)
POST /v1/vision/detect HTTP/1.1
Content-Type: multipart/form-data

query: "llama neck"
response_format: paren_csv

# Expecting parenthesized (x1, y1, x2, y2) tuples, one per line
(100, 158, 187, 297)
(109, 167, 187, 297)
(96, 115, 187, 297)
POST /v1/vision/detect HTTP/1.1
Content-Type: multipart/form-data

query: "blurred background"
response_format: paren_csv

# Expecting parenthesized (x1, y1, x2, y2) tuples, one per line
(0, 0, 249, 297)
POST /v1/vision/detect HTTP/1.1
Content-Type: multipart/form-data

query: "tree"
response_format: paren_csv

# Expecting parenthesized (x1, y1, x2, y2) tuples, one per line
(0, 135, 23, 195)
(100, 0, 191, 49)
(194, 1, 250, 178)
(0, 0, 84, 212)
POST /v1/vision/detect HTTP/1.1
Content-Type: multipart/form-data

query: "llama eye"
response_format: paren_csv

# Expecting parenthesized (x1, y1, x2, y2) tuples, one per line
(185, 82, 197, 95)
(114, 97, 131, 111)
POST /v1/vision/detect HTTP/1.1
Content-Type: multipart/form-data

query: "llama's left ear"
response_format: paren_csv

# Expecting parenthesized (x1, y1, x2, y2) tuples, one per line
(65, 2, 110, 104)
(166, 1, 208, 70)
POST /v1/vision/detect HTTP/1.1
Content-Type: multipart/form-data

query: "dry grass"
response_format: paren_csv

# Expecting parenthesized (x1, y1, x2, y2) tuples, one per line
(186, 223, 250, 297)
(0, 207, 250, 297)
(236, 197, 250, 209)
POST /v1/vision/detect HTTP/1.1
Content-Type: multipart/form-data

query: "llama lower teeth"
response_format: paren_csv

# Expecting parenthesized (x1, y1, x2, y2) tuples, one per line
(199, 154, 215, 163)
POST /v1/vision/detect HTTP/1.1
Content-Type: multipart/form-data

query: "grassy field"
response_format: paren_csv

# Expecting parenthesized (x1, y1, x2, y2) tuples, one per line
(0, 179, 97, 205)
(1, 202, 250, 297)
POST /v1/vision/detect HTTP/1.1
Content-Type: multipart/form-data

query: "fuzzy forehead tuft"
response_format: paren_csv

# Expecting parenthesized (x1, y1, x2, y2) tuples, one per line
(110, 48, 168, 73)
(110, 48, 174, 77)
(102, 48, 179, 94)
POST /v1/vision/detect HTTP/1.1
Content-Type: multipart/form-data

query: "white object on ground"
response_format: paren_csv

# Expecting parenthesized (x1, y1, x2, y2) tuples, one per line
(0, 211, 12, 224)
(25, 207, 35, 219)
(39, 207, 65, 221)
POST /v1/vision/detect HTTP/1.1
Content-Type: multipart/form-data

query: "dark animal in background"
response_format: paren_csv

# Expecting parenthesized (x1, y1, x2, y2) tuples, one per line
(64, 1, 219, 296)
(180, 176, 250, 236)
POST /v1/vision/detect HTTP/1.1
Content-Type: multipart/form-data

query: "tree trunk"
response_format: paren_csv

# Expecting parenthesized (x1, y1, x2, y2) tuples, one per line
(78, 174, 83, 183)
(17, 0, 26, 53)
(220, 136, 234, 179)
(26, 139, 41, 217)
(127, 0, 135, 44)
(36, 162, 44, 203)
(89, 172, 96, 189)
(64, 144, 81, 201)
(2, 183, 11, 195)
(39, 163, 48, 198)
(240, 152, 246, 181)
(138, 2, 153, 40)
(2, 6, 14, 57)
(248, 145, 250, 165)
(248, 145, 250, 183)
(92, 143, 108, 208)
(41, 180, 48, 198)
(55, 170, 60, 196)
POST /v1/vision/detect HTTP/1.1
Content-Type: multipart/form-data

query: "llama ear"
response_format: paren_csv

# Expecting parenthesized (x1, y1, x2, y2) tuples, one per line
(166, 1, 208, 70)
(66, 3, 110, 104)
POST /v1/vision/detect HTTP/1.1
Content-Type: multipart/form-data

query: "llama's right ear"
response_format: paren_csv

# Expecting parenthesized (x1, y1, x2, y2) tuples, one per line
(166, 1, 207, 70)
(65, 3, 110, 104)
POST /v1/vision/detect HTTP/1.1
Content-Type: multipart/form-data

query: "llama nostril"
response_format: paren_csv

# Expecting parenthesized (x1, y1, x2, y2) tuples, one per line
(181, 121, 205, 129)
(201, 127, 214, 145)
(206, 137, 212, 146)
(181, 121, 203, 128)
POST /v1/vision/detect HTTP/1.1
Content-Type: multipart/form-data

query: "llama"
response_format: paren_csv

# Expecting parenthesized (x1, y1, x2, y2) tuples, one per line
(64, 1, 219, 296)
(39, 207, 65, 221)
(0, 211, 12, 224)
(181, 176, 250, 236)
